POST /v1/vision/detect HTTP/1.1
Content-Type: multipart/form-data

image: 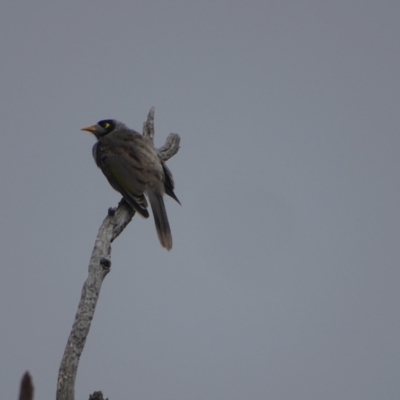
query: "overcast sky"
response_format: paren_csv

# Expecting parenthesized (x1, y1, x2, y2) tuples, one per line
(1, 1, 399, 399)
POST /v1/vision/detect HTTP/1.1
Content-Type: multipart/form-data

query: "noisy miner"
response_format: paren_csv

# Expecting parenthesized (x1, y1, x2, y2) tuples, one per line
(82, 119, 180, 250)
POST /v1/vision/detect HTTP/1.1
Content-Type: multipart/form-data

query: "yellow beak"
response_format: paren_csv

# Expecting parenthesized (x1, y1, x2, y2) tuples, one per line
(81, 125, 97, 133)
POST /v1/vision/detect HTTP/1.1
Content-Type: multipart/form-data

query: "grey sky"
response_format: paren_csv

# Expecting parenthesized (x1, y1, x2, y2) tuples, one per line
(1, 1, 399, 399)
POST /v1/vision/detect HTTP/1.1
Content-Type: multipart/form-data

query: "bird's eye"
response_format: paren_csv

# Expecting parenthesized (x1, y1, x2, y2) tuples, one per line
(99, 121, 111, 129)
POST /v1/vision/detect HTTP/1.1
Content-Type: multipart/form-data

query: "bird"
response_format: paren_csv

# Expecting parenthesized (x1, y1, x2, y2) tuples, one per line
(82, 119, 180, 250)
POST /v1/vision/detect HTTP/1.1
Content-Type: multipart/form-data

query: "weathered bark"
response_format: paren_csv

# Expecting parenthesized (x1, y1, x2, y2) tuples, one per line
(56, 108, 180, 400)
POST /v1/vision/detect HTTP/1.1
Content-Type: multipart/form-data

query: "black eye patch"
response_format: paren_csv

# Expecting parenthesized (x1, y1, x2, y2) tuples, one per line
(98, 120, 114, 131)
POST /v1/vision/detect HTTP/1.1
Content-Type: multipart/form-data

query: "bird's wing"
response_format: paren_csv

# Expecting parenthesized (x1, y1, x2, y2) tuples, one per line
(100, 153, 150, 218)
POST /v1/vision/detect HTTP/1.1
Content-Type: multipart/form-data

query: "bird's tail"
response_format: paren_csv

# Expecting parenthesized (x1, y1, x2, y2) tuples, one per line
(148, 190, 173, 250)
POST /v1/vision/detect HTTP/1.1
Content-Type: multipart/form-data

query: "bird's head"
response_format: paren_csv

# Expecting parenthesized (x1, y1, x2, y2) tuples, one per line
(81, 119, 127, 138)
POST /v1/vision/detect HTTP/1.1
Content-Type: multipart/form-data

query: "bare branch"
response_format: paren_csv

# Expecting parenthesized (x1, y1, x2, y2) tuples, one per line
(56, 109, 180, 400)
(56, 202, 134, 399)
(142, 106, 155, 143)
(157, 133, 181, 161)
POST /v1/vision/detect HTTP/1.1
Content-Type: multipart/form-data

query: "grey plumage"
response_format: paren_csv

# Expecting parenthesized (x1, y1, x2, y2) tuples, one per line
(82, 119, 180, 250)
